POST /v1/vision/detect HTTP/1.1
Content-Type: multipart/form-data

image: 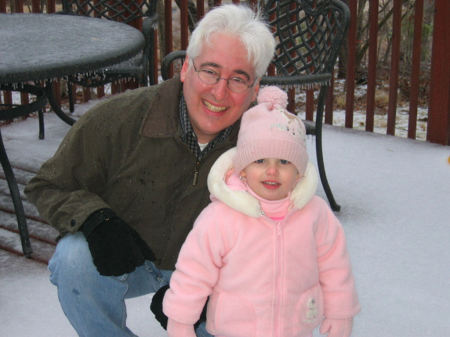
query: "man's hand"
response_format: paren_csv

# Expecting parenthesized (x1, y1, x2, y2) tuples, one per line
(319, 318, 353, 337)
(81, 208, 155, 276)
(150, 285, 207, 330)
(150, 285, 170, 329)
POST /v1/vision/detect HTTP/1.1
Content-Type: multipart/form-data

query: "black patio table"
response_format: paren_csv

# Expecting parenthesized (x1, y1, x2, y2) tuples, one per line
(0, 13, 145, 257)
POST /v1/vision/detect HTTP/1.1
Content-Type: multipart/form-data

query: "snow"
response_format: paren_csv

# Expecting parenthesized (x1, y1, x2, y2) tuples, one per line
(0, 97, 449, 337)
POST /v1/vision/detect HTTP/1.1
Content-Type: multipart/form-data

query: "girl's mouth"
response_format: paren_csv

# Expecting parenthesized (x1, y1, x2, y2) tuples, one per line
(262, 181, 280, 189)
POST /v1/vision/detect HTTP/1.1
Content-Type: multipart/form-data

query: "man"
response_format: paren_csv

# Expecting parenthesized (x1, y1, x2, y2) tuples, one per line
(25, 4, 275, 337)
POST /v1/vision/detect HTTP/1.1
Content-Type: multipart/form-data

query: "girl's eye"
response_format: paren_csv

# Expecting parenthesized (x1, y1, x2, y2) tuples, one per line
(280, 159, 290, 165)
(254, 159, 264, 164)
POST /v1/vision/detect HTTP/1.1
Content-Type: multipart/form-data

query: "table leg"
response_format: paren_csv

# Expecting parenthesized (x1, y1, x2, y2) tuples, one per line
(0, 130, 32, 257)
(44, 80, 75, 126)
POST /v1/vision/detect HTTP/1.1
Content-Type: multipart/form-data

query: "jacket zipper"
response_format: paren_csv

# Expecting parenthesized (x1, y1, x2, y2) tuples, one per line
(192, 160, 201, 186)
(273, 222, 283, 337)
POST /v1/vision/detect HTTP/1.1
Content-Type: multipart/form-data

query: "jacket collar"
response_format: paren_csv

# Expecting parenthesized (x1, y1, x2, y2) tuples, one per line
(140, 76, 182, 138)
(207, 147, 318, 217)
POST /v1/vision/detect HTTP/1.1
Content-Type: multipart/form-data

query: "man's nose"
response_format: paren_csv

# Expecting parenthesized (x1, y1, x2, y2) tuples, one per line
(211, 78, 229, 100)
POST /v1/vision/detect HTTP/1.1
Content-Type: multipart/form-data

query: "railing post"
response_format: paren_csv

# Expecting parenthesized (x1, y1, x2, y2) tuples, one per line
(365, 0, 378, 132)
(0, 0, 6, 12)
(345, 0, 357, 129)
(47, 0, 56, 13)
(408, 0, 424, 140)
(31, 0, 40, 12)
(386, 0, 401, 136)
(14, 0, 23, 12)
(196, 0, 204, 18)
(180, 0, 189, 49)
(427, 0, 450, 145)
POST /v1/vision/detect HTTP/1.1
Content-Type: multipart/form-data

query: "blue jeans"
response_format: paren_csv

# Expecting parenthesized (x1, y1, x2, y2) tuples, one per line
(48, 232, 212, 337)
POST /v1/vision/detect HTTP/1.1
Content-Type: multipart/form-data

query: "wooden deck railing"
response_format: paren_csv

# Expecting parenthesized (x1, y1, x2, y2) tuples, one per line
(1, 0, 449, 145)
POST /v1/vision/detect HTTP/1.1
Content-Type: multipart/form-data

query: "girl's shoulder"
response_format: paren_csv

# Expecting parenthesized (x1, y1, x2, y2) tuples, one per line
(290, 195, 339, 224)
(198, 199, 252, 223)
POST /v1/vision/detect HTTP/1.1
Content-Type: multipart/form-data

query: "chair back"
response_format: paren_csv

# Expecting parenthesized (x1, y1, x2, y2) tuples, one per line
(261, 0, 350, 88)
(62, 0, 156, 25)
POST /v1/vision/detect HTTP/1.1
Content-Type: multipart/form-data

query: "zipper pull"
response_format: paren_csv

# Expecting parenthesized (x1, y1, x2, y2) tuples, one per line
(276, 224, 282, 236)
(192, 161, 200, 186)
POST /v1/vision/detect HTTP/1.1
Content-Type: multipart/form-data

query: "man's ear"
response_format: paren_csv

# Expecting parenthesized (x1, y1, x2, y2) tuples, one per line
(180, 56, 190, 82)
(251, 80, 260, 102)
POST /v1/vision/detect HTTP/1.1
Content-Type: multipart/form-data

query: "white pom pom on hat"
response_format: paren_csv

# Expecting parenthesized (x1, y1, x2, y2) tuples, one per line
(234, 86, 308, 175)
(257, 85, 289, 109)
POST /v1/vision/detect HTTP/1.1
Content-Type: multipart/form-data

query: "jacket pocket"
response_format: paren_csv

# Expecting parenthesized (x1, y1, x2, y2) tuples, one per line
(292, 284, 324, 336)
(206, 291, 256, 337)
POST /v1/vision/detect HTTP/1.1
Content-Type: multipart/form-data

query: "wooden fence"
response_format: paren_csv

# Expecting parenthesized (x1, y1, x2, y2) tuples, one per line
(1, 0, 449, 145)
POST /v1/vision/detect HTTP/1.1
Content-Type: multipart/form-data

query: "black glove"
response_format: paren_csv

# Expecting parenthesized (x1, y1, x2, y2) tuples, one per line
(150, 285, 207, 330)
(150, 285, 170, 329)
(81, 208, 155, 276)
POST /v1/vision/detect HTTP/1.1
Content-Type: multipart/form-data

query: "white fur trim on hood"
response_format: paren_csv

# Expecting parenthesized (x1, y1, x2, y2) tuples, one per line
(207, 147, 318, 218)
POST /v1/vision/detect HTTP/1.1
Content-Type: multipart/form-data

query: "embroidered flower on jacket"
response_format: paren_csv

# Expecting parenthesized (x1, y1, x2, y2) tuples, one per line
(304, 297, 318, 323)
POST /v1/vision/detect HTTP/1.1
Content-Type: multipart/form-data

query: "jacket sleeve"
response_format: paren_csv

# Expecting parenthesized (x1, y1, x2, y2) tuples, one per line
(314, 199, 361, 319)
(163, 203, 235, 324)
(24, 98, 126, 234)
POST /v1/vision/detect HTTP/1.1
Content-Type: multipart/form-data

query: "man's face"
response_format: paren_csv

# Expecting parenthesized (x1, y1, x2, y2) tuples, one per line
(180, 33, 259, 143)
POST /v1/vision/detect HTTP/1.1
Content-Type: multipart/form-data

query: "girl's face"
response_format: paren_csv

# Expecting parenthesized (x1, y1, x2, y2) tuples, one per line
(240, 158, 300, 201)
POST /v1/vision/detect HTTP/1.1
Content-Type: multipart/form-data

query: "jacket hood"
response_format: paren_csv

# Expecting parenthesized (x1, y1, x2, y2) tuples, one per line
(207, 147, 318, 217)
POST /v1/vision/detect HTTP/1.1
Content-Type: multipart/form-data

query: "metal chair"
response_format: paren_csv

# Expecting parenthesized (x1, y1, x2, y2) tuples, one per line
(0, 84, 45, 257)
(161, 50, 187, 81)
(61, 0, 158, 112)
(259, 0, 350, 211)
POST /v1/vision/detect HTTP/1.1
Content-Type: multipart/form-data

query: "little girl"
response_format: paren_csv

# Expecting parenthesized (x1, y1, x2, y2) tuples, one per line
(163, 86, 360, 337)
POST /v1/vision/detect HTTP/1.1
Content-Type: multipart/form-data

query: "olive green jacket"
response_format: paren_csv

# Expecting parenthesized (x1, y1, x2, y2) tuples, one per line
(24, 77, 239, 269)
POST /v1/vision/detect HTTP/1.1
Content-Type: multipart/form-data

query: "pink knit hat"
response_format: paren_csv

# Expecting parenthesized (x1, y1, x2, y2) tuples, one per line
(234, 86, 308, 175)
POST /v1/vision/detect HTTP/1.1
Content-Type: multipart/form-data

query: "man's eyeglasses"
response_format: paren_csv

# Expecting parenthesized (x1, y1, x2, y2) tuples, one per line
(192, 61, 255, 93)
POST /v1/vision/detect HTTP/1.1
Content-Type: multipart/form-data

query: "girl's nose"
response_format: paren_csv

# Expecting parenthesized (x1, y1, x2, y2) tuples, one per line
(266, 164, 278, 176)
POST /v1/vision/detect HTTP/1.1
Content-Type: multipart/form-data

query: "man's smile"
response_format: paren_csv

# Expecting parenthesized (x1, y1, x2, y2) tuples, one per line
(203, 100, 227, 113)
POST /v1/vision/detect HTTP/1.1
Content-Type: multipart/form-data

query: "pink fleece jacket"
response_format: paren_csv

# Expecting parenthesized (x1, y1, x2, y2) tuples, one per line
(163, 148, 360, 337)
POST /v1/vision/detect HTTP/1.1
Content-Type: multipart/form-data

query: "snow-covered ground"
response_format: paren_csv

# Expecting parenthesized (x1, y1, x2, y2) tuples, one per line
(0, 97, 449, 337)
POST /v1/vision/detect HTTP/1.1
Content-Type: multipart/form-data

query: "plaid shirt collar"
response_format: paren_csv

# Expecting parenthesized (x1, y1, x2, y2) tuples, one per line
(179, 94, 232, 160)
